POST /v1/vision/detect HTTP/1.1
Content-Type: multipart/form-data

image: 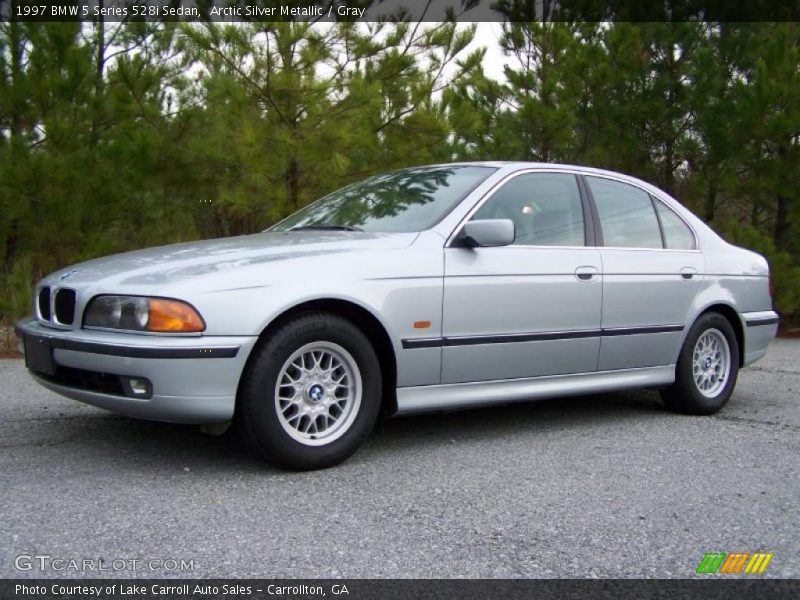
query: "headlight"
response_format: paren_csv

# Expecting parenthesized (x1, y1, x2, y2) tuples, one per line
(84, 296, 205, 333)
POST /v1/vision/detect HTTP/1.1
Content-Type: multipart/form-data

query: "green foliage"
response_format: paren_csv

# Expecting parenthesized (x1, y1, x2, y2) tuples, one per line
(0, 20, 799, 326)
(0, 255, 33, 328)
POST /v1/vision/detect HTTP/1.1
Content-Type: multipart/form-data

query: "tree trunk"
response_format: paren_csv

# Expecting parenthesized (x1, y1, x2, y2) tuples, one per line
(662, 37, 679, 196)
(774, 193, 789, 251)
(90, 3, 105, 148)
(285, 158, 301, 211)
(703, 178, 717, 222)
(663, 63, 677, 196)
(5, 3, 24, 269)
(773, 145, 790, 251)
(664, 137, 674, 196)
(8, 3, 24, 140)
(750, 203, 760, 228)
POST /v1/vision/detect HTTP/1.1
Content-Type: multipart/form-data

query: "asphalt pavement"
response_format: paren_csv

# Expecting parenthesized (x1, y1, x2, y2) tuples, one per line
(1, 341, 798, 579)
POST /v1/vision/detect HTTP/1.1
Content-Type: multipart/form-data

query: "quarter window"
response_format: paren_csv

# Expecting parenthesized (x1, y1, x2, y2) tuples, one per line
(471, 173, 585, 246)
(655, 200, 696, 250)
(587, 177, 662, 249)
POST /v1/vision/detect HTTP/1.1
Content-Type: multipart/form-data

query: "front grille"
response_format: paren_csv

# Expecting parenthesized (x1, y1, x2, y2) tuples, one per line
(54, 288, 76, 325)
(39, 366, 125, 396)
(38, 287, 51, 320)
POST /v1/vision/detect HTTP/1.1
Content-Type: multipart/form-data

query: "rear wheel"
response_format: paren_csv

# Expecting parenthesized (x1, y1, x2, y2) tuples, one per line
(660, 312, 739, 415)
(239, 313, 381, 470)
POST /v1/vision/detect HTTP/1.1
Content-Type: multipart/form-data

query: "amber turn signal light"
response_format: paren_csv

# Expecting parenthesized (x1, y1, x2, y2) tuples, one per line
(147, 299, 205, 332)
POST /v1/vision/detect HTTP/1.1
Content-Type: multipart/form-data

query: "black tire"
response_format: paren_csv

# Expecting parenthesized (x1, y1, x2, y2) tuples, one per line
(238, 312, 382, 470)
(660, 312, 740, 415)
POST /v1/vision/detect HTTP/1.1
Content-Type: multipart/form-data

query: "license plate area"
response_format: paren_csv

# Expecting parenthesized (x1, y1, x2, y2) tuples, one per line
(24, 334, 56, 376)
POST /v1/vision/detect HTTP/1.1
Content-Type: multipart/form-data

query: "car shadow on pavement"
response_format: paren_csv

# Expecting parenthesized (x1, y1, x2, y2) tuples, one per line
(13, 389, 668, 474)
(369, 388, 667, 448)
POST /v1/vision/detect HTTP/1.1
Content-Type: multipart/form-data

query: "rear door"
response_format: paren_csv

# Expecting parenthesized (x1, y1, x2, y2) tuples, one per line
(441, 171, 603, 384)
(584, 175, 704, 371)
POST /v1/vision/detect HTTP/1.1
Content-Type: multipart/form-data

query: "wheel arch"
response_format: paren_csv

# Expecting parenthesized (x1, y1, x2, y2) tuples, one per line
(238, 298, 398, 417)
(693, 303, 745, 367)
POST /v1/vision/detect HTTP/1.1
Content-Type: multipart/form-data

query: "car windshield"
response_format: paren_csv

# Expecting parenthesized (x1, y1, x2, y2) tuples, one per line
(270, 166, 496, 233)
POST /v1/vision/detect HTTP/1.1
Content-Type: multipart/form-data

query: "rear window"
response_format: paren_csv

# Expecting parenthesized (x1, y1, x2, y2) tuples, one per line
(587, 176, 662, 249)
(655, 200, 696, 250)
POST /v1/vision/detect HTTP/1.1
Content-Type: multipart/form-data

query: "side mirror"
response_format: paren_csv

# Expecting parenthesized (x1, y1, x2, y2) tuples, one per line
(460, 219, 515, 248)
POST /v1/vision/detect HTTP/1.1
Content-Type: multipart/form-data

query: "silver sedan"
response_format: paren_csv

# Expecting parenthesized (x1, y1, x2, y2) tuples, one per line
(16, 163, 779, 469)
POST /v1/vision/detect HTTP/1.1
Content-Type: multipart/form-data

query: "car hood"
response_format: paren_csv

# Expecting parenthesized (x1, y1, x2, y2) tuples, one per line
(46, 231, 419, 288)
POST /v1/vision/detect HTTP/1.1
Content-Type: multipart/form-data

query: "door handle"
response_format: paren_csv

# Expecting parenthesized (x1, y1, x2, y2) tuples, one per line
(680, 267, 697, 280)
(575, 266, 600, 281)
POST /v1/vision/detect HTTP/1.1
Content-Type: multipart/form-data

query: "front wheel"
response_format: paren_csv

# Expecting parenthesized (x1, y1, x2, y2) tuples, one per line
(660, 312, 739, 415)
(238, 313, 382, 470)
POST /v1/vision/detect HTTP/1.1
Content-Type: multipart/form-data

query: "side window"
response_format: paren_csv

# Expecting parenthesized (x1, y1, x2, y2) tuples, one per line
(471, 173, 585, 246)
(586, 176, 662, 249)
(654, 200, 696, 250)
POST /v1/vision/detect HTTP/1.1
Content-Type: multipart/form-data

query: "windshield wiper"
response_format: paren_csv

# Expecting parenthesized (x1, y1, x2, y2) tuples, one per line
(289, 225, 364, 232)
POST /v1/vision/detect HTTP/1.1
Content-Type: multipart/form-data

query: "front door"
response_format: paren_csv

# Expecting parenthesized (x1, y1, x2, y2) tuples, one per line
(442, 172, 603, 384)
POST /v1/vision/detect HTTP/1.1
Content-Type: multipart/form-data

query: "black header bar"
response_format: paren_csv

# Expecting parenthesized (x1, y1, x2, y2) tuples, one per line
(3, 0, 800, 23)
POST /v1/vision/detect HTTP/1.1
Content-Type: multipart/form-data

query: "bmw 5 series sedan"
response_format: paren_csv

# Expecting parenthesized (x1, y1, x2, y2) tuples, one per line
(16, 163, 779, 470)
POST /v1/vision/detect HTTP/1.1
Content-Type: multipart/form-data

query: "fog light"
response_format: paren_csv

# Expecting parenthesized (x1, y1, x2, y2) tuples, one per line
(129, 379, 148, 394)
(121, 377, 153, 398)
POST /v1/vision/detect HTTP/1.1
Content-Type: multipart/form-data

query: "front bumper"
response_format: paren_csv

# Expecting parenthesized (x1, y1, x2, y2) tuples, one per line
(15, 317, 257, 424)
